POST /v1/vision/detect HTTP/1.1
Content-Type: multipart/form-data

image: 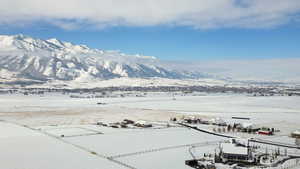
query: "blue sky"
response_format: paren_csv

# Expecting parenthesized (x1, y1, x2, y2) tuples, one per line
(0, 0, 300, 61)
(1, 24, 299, 61)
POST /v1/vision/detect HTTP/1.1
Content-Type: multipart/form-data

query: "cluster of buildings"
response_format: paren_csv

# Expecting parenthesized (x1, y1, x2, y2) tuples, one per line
(233, 123, 275, 135)
(178, 116, 276, 136)
(175, 116, 227, 126)
(186, 138, 297, 169)
(96, 119, 153, 129)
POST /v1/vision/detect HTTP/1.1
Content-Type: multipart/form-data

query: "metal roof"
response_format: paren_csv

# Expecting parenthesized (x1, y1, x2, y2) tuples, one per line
(221, 143, 248, 155)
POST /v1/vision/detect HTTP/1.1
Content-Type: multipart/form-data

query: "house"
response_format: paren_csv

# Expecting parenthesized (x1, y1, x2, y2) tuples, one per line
(220, 142, 253, 163)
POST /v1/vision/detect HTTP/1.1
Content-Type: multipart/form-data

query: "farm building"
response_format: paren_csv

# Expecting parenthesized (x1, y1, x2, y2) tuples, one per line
(219, 142, 253, 163)
(291, 130, 300, 138)
(209, 118, 227, 126)
(134, 121, 152, 128)
(235, 123, 260, 132)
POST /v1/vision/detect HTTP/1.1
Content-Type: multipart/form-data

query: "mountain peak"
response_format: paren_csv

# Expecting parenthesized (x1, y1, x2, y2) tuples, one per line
(46, 38, 66, 48)
(13, 34, 29, 40)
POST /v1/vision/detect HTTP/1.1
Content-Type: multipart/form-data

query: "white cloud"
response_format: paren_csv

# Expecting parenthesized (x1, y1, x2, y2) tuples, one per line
(0, 0, 300, 29)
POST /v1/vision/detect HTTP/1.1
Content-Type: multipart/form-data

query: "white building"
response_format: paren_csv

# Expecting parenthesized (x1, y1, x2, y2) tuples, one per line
(220, 142, 253, 163)
(291, 130, 300, 138)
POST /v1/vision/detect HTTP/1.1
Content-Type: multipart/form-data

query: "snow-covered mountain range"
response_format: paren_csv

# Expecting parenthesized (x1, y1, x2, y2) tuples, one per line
(0, 34, 208, 86)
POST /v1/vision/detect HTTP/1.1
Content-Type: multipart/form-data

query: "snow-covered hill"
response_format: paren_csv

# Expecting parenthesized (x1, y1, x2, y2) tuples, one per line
(0, 34, 208, 85)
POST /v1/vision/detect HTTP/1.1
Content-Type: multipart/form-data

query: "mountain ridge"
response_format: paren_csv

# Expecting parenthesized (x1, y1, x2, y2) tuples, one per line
(0, 34, 208, 85)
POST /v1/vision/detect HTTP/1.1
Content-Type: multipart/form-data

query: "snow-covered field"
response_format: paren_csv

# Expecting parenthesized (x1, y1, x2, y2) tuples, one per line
(0, 122, 122, 169)
(0, 93, 299, 169)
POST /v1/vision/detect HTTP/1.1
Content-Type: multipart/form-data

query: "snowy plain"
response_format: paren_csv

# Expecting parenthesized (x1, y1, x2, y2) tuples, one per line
(0, 93, 299, 169)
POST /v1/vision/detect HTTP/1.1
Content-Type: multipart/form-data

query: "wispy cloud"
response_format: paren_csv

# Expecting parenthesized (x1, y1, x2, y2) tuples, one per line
(0, 0, 300, 30)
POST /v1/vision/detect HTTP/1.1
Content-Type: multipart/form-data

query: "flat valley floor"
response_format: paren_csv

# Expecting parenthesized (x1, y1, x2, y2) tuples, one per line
(0, 93, 299, 169)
